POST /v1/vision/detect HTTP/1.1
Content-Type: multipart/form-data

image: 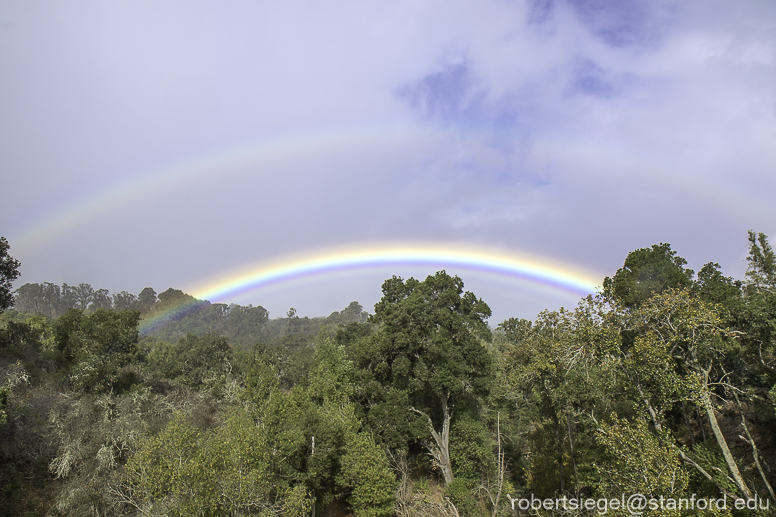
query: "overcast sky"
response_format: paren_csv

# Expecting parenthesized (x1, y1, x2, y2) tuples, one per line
(2, 0, 775, 324)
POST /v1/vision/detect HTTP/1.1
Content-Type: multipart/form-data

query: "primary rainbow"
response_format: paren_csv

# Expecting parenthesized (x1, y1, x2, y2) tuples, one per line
(138, 242, 602, 333)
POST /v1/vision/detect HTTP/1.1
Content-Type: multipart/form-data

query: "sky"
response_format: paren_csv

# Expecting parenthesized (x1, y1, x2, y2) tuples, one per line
(2, 0, 775, 325)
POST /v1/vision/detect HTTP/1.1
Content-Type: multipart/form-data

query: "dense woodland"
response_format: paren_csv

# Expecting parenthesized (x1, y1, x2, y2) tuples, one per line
(2, 231, 776, 516)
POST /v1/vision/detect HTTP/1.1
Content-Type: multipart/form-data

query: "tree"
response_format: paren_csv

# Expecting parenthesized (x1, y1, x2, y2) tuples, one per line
(112, 291, 137, 311)
(137, 287, 157, 315)
(60, 283, 79, 311)
(0, 237, 20, 312)
(328, 301, 369, 325)
(364, 271, 493, 484)
(73, 283, 95, 310)
(337, 431, 396, 517)
(603, 243, 694, 309)
(55, 308, 140, 392)
(499, 300, 622, 499)
(91, 288, 112, 311)
(501, 309, 592, 496)
(308, 336, 355, 405)
(12, 283, 44, 314)
(41, 282, 64, 316)
(155, 288, 196, 313)
(610, 288, 755, 502)
(123, 410, 313, 516)
(694, 262, 742, 311)
(146, 333, 232, 388)
(745, 230, 776, 293)
(593, 417, 690, 512)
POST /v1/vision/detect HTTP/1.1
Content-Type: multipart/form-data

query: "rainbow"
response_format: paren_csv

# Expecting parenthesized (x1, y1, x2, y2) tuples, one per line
(138, 242, 602, 333)
(10, 125, 765, 256)
(8, 126, 435, 254)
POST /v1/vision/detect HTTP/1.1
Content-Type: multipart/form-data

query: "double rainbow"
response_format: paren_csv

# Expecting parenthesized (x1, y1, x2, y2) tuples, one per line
(138, 242, 602, 333)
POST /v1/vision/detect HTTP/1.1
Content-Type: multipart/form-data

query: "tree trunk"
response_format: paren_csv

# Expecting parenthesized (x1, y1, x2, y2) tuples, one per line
(553, 411, 565, 493)
(410, 391, 454, 485)
(701, 391, 753, 500)
(436, 392, 454, 484)
(567, 413, 579, 498)
(681, 401, 696, 446)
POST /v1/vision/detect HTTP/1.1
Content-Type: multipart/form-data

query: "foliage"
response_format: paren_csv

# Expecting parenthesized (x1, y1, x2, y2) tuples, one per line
(593, 417, 688, 504)
(363, 271, 493, 484)
(603, 243, 694, 309)
(337, 431, 396, 517)
(0, 237, 20, 312)
(449, 412, 493, 481)
(4, 232, 776, 515)
(308, 335, 354, 404)
(746, 230, 776, 293)
(145, 332, 233, 391)
(122, 409, 310, 516)
(501, 303, 619, 498)
(55, 308, 141, 392)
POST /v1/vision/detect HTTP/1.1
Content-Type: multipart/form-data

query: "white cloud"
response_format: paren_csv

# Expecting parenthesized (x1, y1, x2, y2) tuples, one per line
(2, 0, 775, 320)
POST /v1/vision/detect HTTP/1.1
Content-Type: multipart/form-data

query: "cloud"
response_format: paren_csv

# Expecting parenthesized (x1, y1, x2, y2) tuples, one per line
(1, 0, 775, 322)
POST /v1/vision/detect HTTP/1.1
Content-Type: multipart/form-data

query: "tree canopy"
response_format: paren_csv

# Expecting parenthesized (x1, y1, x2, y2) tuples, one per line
(364, 271, 493, 485)
(5, 232, 776, 516)
(603, 242, 694, 308)
(0, 237, 20, 312)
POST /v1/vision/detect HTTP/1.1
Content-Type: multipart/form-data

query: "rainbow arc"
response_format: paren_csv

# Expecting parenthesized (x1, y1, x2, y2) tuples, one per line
(138, 242, 602, 333)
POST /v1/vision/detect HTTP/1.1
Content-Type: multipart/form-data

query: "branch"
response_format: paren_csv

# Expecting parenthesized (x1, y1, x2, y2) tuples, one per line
(677, 450, 743, 503)
(759, 342, 776, 373)
(409, 406, 441, 445)
(733, 390, 776, 501)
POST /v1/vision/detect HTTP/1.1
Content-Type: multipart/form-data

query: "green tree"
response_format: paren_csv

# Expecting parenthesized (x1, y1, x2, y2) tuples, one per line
(364, 271, 493, 484)
(112, 291, 137, 311)
(501, 302, 620, 499)
(55, 308, 140, 392)
(90, 288, 112, 310)
(147, 333, 232, 388)
(602, 288, 756, 503)
(603, 243, 694, 309)
(502, 310, 582, 495)
(593, 417, 692, 516)
(308, 335, 355, 404)
(0, 237, 20, 312)
(12, 282, 43, 314)
(337, 431, 396, 517)
(60, 283, 79, 311)
(72, 283, 95, 310)
(745, 230, 776, 293)
(137, 287, 157, 315)
(694, 262, 743, 313)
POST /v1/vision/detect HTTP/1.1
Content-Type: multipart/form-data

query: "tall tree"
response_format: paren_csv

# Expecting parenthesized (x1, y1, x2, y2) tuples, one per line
(73, 283, 95, 310)
(0, 237, 20, 312)
(60, 283, 78, 312)
(745, 230, 776, 293)
(112, 291, 137, 311)
(42, 282, 64, 316)
(137, 287, 157, 315)
(55, 308, 140, 392)
(608, 288, 755, 502)
(90, 288, 112, 311)
(13, 282, 43, 314)
(364, 271, 493, 484)
(603, 243, 694, 309)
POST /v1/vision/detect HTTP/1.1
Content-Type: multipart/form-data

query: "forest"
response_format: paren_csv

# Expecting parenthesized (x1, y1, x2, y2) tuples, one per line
(1, 231, 776, 516)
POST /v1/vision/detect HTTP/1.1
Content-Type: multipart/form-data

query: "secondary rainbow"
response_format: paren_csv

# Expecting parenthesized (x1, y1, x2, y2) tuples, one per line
(138, 243, 602, 333)
(10, 126, 763, 256)
(9, 126, 434, 253)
